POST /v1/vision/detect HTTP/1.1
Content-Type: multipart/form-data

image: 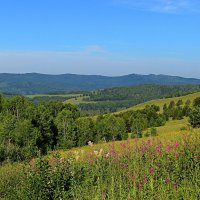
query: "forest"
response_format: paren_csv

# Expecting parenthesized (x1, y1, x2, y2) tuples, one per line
(1, 92, 200, 163)
(79, 84, 200, 113)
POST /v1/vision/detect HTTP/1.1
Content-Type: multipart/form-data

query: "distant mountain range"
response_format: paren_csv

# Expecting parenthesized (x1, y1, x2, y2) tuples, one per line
(0, 73, 200, 94)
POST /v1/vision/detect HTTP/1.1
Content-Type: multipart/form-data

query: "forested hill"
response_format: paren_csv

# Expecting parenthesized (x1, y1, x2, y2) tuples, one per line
(1, 73, 200, 94)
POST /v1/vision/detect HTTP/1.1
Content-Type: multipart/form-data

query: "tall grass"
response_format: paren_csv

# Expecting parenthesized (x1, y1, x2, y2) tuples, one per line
(6, 132, 199, 200)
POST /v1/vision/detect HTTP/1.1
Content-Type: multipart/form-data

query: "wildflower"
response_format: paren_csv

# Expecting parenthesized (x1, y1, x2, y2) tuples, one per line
(193, 155, 199, 161)
(143, 175, 148, 184)
(93, 148, 103, 157)
(94, 150, 98, 157)
(139, 181, 143, 191)
(105, 152, 110, 158)
(165, 178, 170, 185)
(121, 142, 127, 149)
(173, 182, 177, 191)
(102, 192, 106, 198)
(99, 148, 103, 157)
(166, 144, 173, 153)
(156, 145, 161, 154)
(174, 142, 180, 149)
(88, 141, 93, 146)
(122, 163, 128, 169)
(149, 167, 155, 174)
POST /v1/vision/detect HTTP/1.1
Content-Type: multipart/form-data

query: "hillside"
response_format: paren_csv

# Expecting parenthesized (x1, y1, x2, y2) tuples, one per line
(1, 73, 200, 94)
(117, 91, 200, 114)
(70, 84, 200, 113)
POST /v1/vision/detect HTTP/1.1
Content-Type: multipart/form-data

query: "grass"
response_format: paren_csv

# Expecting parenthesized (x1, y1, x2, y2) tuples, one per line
(64, 96, 96, 105)
(26, 93, 82, 98)
(116, 91, 200, 114)
(4, 128, 199, 199)
(53, 118, 192, 160)
(0, 117, 199, 199)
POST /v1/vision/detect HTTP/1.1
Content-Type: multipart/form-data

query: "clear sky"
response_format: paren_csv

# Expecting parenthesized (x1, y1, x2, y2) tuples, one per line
(0, 0, 200, 77)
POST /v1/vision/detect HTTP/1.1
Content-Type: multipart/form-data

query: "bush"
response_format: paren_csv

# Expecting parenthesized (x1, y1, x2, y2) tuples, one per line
(150, 127, 157, 136)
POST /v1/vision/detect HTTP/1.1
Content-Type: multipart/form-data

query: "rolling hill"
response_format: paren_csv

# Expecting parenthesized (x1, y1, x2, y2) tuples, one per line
(1, 73, 200, 94)
(116, 91, 200, 114)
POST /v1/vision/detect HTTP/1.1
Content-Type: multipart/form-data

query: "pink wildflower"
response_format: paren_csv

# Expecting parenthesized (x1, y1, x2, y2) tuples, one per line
(165, 178, 170, 185)
(174, 142, 180, 149)
(149, 167, 155, 174)
(173, 182, 177, 191)
(193, 155, 199, 161)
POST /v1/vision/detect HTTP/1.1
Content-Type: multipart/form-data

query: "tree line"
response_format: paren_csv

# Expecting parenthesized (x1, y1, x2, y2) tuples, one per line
(1, 94, 200, 163)
(79, 84, 200, 113)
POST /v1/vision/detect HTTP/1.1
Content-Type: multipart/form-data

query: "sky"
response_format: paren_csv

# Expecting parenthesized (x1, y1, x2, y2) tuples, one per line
(0, 0, 200, 78)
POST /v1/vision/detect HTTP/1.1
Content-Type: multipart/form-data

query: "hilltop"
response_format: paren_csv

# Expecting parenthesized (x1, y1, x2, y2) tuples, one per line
(1, 73, 200, 94)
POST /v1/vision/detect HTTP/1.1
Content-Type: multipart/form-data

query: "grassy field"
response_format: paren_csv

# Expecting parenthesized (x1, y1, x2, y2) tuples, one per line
(64, 95, 96, 105)
(0, 112, 199, 200)
(52, 118, 191, 160)
(26, 93, 82, 98)
(1, 92, 200, 199)
(116, 91, 200, 114)
(1, 118, 199, 199)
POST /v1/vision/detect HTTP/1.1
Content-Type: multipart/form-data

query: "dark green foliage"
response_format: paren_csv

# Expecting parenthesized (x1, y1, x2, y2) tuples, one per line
(0, 96, 82, 162)
(30, 95, 80, 104)
(163, 100, 190, 120)
(96, 115, 128, 141)
(79, 84, 200, 113)
(0, 95, 133, 163)
(131, 116, 148, 138)
(193, 97, 200, 107)
(189, 107, 200, 128)
(150, 127, 158, 136)
(75, 117, 95, 146)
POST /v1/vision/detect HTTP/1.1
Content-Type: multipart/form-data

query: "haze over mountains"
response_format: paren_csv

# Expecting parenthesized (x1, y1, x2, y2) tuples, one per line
(1, 73, 200, 95)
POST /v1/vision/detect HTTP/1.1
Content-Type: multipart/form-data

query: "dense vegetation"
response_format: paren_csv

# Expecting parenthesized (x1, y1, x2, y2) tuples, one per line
(1, 73, 200, 94)
(0, 95, 165, 163)
(79, 84, 200, 113)
(1, 132, 199, 199)
(1, 91, 200, 164)
(1, 91, 200, 199)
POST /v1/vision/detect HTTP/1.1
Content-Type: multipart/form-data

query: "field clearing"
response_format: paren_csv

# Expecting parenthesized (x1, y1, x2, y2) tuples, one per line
(64, 96, 96, 105)
(26, 93, 82, 98)
(116, 91, 200, 114)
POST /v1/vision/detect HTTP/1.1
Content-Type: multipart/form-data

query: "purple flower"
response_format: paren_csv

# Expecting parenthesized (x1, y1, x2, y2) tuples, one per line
(165, 178, 170, 184)
(149, 167, 155, 174)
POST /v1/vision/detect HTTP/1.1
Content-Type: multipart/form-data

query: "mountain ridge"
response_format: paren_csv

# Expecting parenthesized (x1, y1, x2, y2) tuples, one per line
(0, 73, 200, 94)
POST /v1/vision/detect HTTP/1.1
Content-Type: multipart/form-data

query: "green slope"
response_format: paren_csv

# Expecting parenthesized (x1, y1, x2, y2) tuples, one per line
(116, 91, 200, 114)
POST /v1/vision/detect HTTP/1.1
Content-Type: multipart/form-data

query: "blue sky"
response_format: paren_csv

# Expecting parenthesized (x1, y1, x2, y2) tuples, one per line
(0, 0, 200, 77)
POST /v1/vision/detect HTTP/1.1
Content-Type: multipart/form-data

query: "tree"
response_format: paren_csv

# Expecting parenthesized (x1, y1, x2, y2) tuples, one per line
(185, 99, 191, 106)
(32, 105, 54, 154)
(168, 101, 175, 109)
(176, 100, 183, 107)
(193, 97, 200, 107)
(96, 115, 127, 142)
(75, 117, 95, 146)
(189, 107, 200, 128)
(5, 96, 30, 119)
(55, 109, 75, 148)
(131, 116, 148, 138)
